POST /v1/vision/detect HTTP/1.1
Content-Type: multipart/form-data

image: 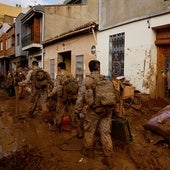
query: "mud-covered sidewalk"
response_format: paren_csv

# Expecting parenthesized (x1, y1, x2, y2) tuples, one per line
(0, 89, 169, 170)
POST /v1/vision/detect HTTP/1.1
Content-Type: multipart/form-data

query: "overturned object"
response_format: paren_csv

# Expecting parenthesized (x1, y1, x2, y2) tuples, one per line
(111, 116, 133, 144)
(143, 105, 170, 143)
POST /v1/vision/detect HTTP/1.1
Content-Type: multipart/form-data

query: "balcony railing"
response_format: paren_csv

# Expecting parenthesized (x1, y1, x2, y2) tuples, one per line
(22, 32, 41, 48)
(22, 33, 31, 47)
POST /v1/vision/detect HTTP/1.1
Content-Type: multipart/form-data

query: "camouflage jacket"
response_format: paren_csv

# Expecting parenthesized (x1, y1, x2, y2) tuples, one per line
(49, 70, 74, 97)
(74, 71, 100, 113)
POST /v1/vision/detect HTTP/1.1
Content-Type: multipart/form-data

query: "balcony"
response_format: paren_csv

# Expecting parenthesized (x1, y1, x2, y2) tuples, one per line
(22, 33, 42, 51)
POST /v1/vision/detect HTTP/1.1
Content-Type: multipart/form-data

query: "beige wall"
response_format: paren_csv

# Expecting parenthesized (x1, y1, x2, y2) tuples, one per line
(99, 0, 170, 30)
(44, 0, 98, 41)
(44, 33, 97, 77)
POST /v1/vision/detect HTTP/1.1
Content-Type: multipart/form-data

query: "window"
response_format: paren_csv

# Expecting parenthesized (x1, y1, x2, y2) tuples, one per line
(109, 32, 125, 78)
(8, 38, 11, 49)
(6, 37, 11, 50)
(6, 39, 7, 50)
(75, 55, 84, 82)
(17, 34, 20, 46)
(0, 41, 2, 51)
(50, 59, 55, 79)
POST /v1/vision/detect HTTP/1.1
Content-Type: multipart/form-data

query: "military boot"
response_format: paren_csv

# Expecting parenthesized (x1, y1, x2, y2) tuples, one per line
(82, 148, 94, 159)
(86, 149, 94, 159)
(102, 156, 114, 169)
(76, 126, 84, 139)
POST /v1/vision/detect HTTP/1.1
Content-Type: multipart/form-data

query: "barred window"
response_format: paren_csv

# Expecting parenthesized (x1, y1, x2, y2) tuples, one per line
(109, 32, 125, 78)
(75, 55, 84, 82)
(50, 59, 55, 79)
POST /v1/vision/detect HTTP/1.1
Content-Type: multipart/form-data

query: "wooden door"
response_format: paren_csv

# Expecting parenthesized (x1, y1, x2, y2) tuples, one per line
(155, 26, 170, 99)
(157, 46, 170, 99)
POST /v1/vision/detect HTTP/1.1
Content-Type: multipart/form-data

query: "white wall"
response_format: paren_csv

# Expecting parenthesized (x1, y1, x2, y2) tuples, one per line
(97, 13, 170, 94)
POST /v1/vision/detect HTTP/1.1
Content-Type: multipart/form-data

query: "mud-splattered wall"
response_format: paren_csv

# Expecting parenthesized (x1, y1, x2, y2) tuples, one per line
(97, 13, 170, 98)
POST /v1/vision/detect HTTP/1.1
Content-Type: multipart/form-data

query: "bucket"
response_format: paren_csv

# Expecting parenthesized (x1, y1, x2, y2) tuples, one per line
(62, 116, 71, 125)
(60, 116, 72, 132)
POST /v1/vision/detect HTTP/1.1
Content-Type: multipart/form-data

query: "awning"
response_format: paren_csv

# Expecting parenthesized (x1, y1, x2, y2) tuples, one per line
(0, 56, 5, 59)
(42, 22, 98, 46)
(0, 56, 11, 59)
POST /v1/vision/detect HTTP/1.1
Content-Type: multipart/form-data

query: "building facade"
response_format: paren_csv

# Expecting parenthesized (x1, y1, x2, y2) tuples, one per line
(0, 24, 16, 75)
(97, 0, 170, 99)
(0, 3, 22, 75)
(20, 5, 44, 68)
(42, 0, 98, 81)
(15, 13, 28, 68)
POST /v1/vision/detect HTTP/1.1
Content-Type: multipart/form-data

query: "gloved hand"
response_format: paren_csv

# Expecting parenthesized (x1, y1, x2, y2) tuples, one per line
(75, 112, 85, 119)
(48, 93, 53, 98)
(79, 113, 85, 119)
(18, 82, 25, 86)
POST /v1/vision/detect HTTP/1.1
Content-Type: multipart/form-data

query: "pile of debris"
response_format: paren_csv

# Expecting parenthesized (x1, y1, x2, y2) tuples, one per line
(0, 145, 41, 170)
(112, 76, 142, 116)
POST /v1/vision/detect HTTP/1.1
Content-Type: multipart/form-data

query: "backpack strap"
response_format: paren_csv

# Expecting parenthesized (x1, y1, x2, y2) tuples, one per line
(86, 74, 107, 88)
(85, 75, 96, 90)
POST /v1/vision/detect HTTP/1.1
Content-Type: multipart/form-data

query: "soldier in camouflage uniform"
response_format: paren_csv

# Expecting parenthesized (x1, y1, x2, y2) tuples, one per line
(19, 61, 53, 121)
(14, 65, 28, 115)
(74, 60, 114, 169)
(6, 71, 15, 96)
(48, 62, 79, 133)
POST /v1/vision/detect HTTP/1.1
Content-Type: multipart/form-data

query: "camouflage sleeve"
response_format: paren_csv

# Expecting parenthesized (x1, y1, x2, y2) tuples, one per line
(44, 70, 53, 84)
(44, 70, 51, 81)
(48, 75, 61, 97)
(18, 70, 33, 86)
(74, 78, 87, 113)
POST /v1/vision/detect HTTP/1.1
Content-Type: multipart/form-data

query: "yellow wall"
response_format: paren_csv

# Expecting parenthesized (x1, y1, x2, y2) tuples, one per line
(0, 3, 22, 24)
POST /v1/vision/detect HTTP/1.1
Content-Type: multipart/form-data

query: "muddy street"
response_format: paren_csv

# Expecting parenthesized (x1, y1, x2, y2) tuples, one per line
(0, 89, 169, 170)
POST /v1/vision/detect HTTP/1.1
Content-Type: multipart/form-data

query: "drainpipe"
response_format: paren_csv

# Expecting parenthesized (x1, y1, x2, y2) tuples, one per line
(98, 0, 102, 30)
(41, 12, 44, 69)
(92, 26, 97, 44)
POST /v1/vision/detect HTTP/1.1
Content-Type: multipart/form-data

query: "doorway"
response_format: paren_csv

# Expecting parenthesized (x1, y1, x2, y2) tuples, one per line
(157, 46, 170, 99)
(58, 51, 71, 72)
(155, 26, 170, 99)
(164, 50, 170, 98)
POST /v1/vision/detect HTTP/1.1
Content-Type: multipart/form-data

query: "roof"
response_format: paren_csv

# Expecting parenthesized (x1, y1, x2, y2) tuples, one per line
(64, 0, 82, 4)
(21, 5, 44, 23)
(42, 22, 98, 46)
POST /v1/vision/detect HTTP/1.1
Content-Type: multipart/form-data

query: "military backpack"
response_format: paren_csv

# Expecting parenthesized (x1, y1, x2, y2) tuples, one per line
(62, 76, 79, 102)
(32, 68, 51, 89)
(85, 74, 119, 107)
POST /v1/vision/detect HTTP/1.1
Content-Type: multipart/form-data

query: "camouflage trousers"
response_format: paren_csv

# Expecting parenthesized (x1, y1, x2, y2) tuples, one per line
(54, 99, 76, 126)
(83, 109, 113, 157)
(15, 85, 28, 114)
(14, 86, 20, 114)
(29, 89, 49, 117)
